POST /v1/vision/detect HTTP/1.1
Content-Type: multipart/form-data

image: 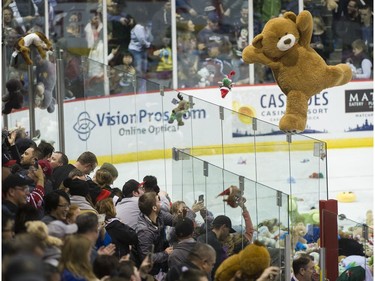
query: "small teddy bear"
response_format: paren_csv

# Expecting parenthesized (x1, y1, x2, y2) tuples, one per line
(216, 185, 243, 208)
(2, 79, 25, 115)
(25, 220, 63, 247)
(292, 222, 308, 251)
(242, 10, 352, 132)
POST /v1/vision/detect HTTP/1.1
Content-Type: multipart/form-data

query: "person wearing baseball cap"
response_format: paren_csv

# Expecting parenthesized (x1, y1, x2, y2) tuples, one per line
(197, 215, 236, 279)
(116, 179, 145, 229)
(212, 215, 236, 233)
(2, 173, 35, 216)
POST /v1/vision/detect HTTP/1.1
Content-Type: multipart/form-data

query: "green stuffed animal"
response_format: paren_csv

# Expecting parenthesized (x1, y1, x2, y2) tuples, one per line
(168, 93, 193, 126)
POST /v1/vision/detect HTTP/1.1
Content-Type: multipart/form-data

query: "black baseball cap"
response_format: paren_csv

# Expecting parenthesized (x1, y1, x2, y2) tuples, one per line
(213, 215, 236, 233)
(175, 217, 195, 238)
(2, 174, 33, 192)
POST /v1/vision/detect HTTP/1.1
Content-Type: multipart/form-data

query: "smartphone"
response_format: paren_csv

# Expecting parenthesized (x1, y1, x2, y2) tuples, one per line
(33, 158, 39, 169)
(198, 194, 204, 202)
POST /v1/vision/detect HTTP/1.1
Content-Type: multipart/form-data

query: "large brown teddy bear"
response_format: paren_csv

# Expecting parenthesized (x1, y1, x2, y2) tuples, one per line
(13, 32, 53, 65)
(242, 10, 352, 132)
(215, 241, 271, 281)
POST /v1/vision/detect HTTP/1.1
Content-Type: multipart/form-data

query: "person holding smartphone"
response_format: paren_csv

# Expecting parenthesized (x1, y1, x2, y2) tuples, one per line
(134, 192, 174, 279)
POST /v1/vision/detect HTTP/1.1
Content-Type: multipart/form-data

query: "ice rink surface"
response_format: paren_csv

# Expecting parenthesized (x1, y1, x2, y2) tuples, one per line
(111, 147, 373, 225)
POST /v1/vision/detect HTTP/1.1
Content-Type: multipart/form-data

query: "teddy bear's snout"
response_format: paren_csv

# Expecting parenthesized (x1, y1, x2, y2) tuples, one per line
(277, 34, 296, 51)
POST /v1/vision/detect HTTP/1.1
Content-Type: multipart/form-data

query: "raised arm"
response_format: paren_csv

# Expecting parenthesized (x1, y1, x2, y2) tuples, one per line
(296, 10, 313, 48)
(242, 36, 276, 67)
(239, 198, 255, 242)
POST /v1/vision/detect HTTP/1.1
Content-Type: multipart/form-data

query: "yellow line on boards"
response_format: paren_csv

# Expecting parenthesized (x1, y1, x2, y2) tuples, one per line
(93, 138, 373, 165)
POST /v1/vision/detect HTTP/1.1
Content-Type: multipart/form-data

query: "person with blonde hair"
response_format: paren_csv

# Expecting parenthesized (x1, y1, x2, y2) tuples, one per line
(94, 168, 113, 188)
(59, 234, 100, 281)
(95, 198, 137, 258)
(91, 168, 114, 203)
(66, 204, 81, 224)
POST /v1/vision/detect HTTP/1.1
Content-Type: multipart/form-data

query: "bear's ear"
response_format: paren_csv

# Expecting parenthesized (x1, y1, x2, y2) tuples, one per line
(284, 11, 297, 22)
(252, 34, 263, 49)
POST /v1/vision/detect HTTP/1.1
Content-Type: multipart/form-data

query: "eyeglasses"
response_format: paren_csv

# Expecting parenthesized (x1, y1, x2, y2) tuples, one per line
(57, 204, 70, 208)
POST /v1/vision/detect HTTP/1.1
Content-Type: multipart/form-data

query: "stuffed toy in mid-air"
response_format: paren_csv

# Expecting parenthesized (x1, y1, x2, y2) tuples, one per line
(217, 185, 244, 208)
(35, 55, 57, 113)
(12, 32, 53, 65)
(242, 10, 352, 132)
(219, 70, 235, 98)
(168, 93, 194, 126)
(2, 79, 26, 115)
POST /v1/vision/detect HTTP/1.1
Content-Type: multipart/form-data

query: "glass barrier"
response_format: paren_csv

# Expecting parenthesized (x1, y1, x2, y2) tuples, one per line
(2, 1, 329, 244)
(289, 135, 328, 223)
(3, 52, 329, 217)
(171, 147, 289, 243)
(180, 92, 328, 214)
(1, 0, 369, 277)
(171, 147, 290, 278)
(2, 0, 62, 148)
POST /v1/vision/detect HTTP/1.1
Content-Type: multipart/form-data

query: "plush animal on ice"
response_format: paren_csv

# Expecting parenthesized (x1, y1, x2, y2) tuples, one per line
(168, 93, 194, 126)
(12, 32, 53, 65)
(242, 10, 352, 132)
(219, 70, 235, 98)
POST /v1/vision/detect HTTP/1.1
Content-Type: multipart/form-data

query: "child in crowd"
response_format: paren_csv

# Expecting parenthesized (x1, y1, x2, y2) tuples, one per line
(346, 39, 373, 79)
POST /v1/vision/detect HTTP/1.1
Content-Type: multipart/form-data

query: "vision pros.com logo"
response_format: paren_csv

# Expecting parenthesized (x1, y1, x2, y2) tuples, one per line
(73, 112, 96, 141)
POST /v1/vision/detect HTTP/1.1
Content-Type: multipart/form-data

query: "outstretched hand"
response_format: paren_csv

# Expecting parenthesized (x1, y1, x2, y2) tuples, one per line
(191, 200, 204, 212)
(238, 197, 247, 210)
(256, 266, 281, 281)
(98, 243, 116, 256)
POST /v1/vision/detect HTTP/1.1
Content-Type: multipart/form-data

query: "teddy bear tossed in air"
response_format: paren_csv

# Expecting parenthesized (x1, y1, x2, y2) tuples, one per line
(168, 92, 194, 126)
(2, 79, 26, 115)
(242, 10, 352, 132)
(12, 31, 53, 65)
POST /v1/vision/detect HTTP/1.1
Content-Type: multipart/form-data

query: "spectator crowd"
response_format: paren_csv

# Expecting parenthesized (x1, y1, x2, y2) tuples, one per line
(1, 0, 372, 106)
(1, 1, 373, 279)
